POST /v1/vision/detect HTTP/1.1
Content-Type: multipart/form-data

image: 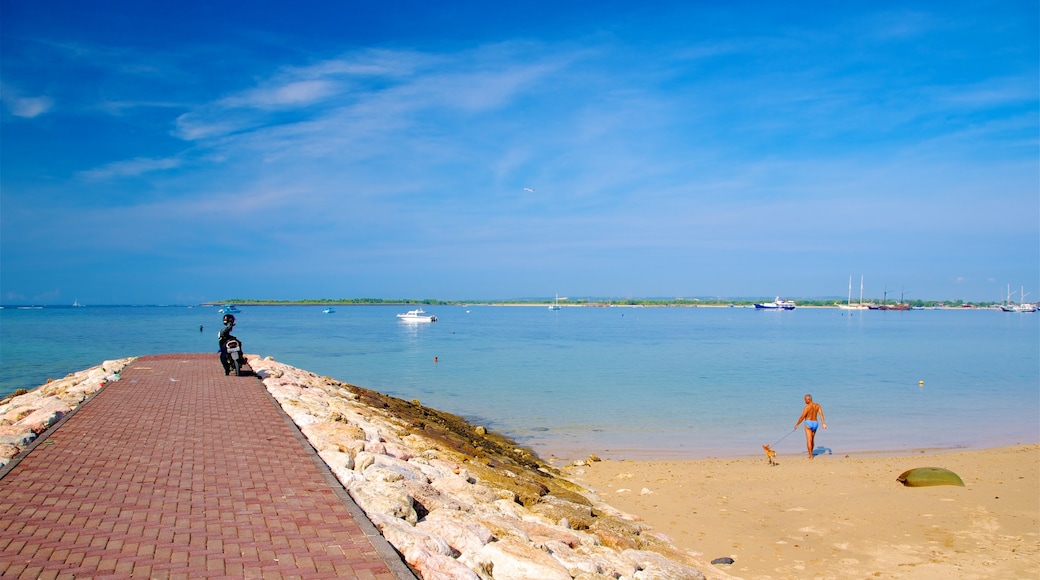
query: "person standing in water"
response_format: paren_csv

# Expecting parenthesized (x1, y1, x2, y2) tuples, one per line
(794, 394, 826, 459)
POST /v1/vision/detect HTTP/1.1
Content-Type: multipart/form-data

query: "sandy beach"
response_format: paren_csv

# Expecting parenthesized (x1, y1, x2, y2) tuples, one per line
(566, 444, 1039, 579)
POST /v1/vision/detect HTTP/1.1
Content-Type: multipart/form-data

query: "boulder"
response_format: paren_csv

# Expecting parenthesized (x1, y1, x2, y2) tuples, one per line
(623, 549, 706, 580)
(477, 538, 571, 580)
(403, 545, 480, 580)
(416, 517, 493, 555)
(348, 480, 417, 524)
(542, 539, 610, 577)
(0, 429, 36, 447)
(432, 474, 502, 509)
(530, 495, 595, 530)
(402, 480, 469, 514)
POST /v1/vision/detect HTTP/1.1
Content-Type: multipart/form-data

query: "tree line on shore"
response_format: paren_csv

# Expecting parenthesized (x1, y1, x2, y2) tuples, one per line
(211, 297, 998, 308)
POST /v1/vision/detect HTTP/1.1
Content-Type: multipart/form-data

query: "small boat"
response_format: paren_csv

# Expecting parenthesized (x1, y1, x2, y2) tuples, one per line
(322, 307, 336, 314)
(219, 305, 241, 314)
(73, 298, 83, 307)
(755, 297, 796, 310)
(397, 308, 437, 322)
(548, 293, 562, 311)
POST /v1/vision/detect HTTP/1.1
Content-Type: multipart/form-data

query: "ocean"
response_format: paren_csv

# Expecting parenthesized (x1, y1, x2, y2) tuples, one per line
(2, 304, 1037, 460)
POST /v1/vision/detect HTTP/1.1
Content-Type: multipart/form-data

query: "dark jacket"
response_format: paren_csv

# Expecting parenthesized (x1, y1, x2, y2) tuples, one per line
(218, 323, 236, 352)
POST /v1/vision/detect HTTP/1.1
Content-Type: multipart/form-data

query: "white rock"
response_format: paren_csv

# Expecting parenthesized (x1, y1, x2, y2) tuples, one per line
(402, 480, 468, 513)
(354, 451, 376, 472)
(348, 480, 417, 524)
(289, 412, 320, 427)
(542, 539, 607, 576)
(17, 398, 72, 433)
(364, 440, 387, 454)
(316, 448, 354, 472)
(416, 517, 493, 555)
(457, 550, 495, 580)
(403, 545, 480, 580)
(409, 457, 451, 481)
(368, 453, 429, 482)
(624, 549, 706, 580)
(431, 474, 501, 509)
(477, 538, 571, 580)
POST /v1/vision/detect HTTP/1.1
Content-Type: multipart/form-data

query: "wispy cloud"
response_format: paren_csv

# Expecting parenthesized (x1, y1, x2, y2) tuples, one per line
(172, 45, 567, 147)
(78, 156, 181, 180)
(0, 84, 54, 118)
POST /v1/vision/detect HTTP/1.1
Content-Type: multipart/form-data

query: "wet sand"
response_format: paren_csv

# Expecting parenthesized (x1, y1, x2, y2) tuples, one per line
(566, 444, 1039, 579)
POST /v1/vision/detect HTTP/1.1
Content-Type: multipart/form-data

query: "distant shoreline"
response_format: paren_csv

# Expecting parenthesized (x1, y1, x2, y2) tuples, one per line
(199, 300, 1003, 309)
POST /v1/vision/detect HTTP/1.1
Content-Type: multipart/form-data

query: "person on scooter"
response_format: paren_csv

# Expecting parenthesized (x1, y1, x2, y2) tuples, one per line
(218, 314, 239, 375)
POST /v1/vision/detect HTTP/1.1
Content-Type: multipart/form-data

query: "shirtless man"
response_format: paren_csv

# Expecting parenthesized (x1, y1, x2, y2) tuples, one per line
(794, 394, 826, 459)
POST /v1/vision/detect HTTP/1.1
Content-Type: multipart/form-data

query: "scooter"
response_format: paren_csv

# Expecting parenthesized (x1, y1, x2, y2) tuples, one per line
(224, 338, 244, 376)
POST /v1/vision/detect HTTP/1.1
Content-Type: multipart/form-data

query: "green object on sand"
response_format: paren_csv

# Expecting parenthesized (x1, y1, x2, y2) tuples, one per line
(896, 467, 965, 487)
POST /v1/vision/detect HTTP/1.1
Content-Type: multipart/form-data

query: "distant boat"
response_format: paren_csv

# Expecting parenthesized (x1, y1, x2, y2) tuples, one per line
(870, 287, 911, 311)
(322, 307, 336, 314)
(1000, 285, 1037, 312)
(72, 298, 83, 307)
(548, 293, 562, 311)
(219, 305, 241, 314)
(397, 308, 437, 322)
(755, 297, 796, 310)
(838, 276, 868, 310)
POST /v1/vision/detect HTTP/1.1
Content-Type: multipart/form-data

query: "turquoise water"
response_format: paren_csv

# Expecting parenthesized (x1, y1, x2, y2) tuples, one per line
(2, 305, 1037, 459)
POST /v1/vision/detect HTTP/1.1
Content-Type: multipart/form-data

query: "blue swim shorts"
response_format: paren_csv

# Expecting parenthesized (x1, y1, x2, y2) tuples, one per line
(804, 420, 819, 432)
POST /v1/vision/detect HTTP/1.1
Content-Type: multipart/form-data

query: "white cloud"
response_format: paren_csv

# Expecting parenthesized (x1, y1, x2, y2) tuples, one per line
(78, 156, 181, 180)
(222, 79, 338, 109)
(1, 83, 55, 118)
(10, 96, 54, 118)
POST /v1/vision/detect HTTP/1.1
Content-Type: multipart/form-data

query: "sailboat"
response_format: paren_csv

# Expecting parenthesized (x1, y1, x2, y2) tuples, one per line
(838, 276, 868, 310)
(872, 286, 911, 310)
(548, 293, 561, 310)
(72, 298, 83, 307)
(1000, 285, 1037, 312)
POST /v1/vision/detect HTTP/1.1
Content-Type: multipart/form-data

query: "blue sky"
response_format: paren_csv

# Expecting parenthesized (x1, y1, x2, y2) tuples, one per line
(2, 1, 1037, 304)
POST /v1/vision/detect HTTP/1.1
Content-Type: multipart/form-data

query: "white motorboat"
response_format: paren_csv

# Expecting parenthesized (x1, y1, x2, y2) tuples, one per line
(397, 308, 437, 322)
(322, 307, 336, 314)
(219, 304, 241, 314)
(755, 297, 796, 310)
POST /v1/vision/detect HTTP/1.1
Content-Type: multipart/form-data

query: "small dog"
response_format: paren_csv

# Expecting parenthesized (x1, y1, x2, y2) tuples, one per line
(762, 444, 777, 466)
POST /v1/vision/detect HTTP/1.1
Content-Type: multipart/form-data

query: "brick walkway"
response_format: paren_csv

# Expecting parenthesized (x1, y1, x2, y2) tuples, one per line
(0, 354, 416, 579)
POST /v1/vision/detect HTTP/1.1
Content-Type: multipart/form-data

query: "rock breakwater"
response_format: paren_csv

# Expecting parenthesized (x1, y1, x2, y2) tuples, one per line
(0, 358, 133, 466)
(249, 355, 734, 580)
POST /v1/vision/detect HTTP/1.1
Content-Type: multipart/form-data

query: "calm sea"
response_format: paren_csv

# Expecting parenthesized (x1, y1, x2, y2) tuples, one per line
(1, 305, 1037, 460)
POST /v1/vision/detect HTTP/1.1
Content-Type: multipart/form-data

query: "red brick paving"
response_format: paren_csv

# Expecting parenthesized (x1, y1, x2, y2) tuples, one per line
(0, 354, 415, 579)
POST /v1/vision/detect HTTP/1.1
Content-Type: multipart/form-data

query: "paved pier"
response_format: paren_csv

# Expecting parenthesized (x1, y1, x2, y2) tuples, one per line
(0, 354, 416, 579)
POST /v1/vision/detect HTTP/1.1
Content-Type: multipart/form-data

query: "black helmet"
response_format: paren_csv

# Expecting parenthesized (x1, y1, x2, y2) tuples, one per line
(223, 314, 236, 325)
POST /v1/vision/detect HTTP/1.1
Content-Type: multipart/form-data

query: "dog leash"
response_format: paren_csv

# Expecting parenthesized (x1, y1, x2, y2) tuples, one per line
(769, 428, 797, 448)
